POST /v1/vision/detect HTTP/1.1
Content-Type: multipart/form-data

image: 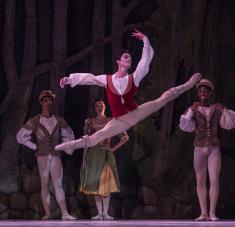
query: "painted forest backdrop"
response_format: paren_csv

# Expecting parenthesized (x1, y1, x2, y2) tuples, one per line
(0, 0, 235, 219)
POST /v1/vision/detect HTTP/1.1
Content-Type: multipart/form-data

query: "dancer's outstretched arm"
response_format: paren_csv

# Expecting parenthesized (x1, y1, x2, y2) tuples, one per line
(60, 73, 107, 88)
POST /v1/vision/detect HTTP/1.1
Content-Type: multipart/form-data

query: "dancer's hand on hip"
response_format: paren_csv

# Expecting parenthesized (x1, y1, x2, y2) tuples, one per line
(106, 147, 115, 152)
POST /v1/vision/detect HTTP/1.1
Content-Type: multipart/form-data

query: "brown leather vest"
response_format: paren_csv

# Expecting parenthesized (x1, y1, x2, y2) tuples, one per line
(27, 115, 66, 156)
(194, 108, 222, 147)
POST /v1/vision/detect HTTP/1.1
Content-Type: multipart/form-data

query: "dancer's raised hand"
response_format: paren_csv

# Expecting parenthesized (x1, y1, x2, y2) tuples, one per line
(132, 29, 145, 41)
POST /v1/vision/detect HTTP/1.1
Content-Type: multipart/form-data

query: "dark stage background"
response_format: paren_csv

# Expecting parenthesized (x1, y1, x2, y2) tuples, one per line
(0, 0, 235, 220)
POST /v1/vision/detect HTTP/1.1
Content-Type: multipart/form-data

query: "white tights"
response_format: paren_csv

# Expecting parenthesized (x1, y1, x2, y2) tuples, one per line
(95, 194, 111, 215)
(37, 155, 68, 216)
(194, 147, 221, 217)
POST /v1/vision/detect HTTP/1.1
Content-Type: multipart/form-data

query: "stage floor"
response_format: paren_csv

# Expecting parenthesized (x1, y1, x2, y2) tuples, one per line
(0, 220, 234, 227)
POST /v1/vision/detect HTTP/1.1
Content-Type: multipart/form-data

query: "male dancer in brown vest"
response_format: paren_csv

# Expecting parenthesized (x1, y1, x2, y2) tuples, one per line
(17, 90, 76, 220)
(179, 79, 235, 221)
(55, 29, 201, 153)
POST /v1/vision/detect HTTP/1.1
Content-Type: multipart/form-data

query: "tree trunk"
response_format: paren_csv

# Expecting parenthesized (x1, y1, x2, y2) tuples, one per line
(87, 0, 106, 116)
(0, 0, 37, 192)
(111, 1, 123, 67)
(153, 0, 182, 182)
(50, 0, 68, 116)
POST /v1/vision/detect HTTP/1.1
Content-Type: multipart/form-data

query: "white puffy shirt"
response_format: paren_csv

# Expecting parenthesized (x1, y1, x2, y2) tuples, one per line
(67, 36, 154, 96)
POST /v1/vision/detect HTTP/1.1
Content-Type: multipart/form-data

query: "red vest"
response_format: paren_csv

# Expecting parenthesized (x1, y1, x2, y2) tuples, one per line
(106, 74, 138, 117)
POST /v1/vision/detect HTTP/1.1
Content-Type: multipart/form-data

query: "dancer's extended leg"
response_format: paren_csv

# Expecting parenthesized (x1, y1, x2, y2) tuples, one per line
(55, 73, 201, 153)
(128, 73, 201, 123)
(55, 118, 130, 154)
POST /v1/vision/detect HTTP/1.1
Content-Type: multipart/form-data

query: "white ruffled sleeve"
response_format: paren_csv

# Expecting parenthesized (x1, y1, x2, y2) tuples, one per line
(220, 108, 235, 130)
(61, 127, 75, 143)
(133, 36, 154, 87)
(16, 128, 37, 150)
(179, 108, 195, 132)
(68, 73, 107, 87)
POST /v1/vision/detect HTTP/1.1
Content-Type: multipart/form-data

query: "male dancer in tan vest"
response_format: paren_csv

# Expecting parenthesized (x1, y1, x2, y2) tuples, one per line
(17, 90, 76, 220)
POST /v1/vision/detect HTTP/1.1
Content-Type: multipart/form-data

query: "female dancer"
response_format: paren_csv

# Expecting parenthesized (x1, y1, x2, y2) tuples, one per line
(80, 99, 128, 220)
(55, 30, 201, 153)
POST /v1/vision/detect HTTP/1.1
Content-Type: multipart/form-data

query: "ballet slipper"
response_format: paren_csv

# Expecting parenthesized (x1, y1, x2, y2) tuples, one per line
(103, 213, 114, 220)
(186, 73, 202, 88)
(41, 214, 51, 220)
(91, 214, 103, 220)
(61, 213, 77, 220)
(55, 136, 89, 154)
(161, 73, 202, 104)
(195, 214, 209, 221)
(170, 73, 202, 96)
(55, 140, 77, 153)
(209, 215, 220, 221)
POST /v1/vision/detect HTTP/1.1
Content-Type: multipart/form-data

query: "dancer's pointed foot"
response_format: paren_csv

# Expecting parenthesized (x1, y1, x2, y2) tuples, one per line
(164, 73, 202, 101)
(195, 214, 209, 221)
(55, 140, 81, 154)
(187, 73, 202, 87)
(103, 213, 114, 220)
(55, 136, 88, 154)
(91, 214, 103, 220)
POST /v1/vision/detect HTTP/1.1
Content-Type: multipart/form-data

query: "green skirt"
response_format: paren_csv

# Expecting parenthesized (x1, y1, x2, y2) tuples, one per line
(79, 145, 120, 196)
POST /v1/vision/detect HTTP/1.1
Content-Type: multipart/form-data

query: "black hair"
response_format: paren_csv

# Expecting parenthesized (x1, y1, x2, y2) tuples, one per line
(115, 49, 131, 61)
(92, 98, 105, 108)
(114, 49, 132, 73)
